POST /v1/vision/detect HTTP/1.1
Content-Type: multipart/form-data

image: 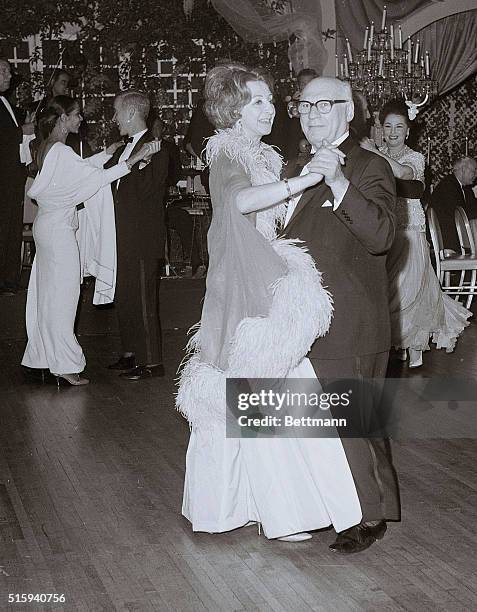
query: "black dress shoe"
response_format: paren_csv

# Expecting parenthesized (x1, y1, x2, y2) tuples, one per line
(329, 521, 387, 554)
(108, 356, 136, 370)
(0, 287, 17, 296)
(119, 364, 165, 381)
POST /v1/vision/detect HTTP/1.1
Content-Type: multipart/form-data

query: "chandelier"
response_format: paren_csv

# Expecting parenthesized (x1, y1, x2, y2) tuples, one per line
(337, 6, 438, 116)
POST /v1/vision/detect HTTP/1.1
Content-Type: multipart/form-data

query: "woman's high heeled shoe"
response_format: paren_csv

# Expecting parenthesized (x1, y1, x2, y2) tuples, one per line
(277, 532, 312, 542)
(52, 373, 90, 386)
(408, 349, 423, 368)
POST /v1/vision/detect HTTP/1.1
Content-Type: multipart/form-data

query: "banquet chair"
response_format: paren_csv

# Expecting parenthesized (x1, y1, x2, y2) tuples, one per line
(455, 206, 476, 256)
(427, 207, 477, 309)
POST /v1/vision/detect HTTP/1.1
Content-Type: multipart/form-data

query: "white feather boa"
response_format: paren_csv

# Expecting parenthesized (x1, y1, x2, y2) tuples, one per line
(176, 127, 333, 430)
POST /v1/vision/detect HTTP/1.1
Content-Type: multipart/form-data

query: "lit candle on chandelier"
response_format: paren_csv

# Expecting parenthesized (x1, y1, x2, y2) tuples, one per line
(363, 27, 369, 50)
(414, 39, 420, 63)
(367, 33, 373, 61)
(379, 51, 384, 76)
(335, 54, 339, 77)
(381, 5, 387, 31)
(344, 54, 349, 77)
(465, 136, 469, 156)
(427, 136, 431, 165)
(407, 40, 412, 73)
(370, 21, 375, 44)
(398, 25, 402, 49)
(390, 24, 394, 60)
(346, 38, 353, 63)
(425, 51, 430, 77)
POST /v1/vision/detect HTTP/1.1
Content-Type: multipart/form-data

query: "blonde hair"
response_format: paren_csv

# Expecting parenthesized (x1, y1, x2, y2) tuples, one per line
(204, 62, 273, 129)
(115, 90, 150, 120)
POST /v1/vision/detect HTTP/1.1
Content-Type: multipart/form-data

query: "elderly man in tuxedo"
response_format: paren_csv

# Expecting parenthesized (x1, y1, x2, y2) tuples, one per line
(0, 58, 34, 294)
(430, 157, 477, 251)
(106, 90, 169, 380)
(284, 77, 400, 553)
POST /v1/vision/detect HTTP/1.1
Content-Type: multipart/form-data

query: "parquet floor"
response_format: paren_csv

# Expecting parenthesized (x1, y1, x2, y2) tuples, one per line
(1, 281, 477, 611)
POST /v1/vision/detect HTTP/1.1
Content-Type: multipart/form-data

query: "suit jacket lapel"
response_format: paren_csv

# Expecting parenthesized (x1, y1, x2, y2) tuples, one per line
(0, 97, 18, 127)
(105, 144, 126, 198)
(286, 181, 328, 230)
(285, 135, 357, 230)
(129, 129, 152, 158)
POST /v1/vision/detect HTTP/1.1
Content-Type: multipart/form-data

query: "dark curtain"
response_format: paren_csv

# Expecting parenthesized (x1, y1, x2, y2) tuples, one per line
(335, 0, 436, 55)
(413, 10, 477, 95)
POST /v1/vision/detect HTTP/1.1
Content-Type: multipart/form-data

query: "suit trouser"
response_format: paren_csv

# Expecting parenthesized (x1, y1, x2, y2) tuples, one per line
(309, 352, 401, 524)
(0, 189, 24, 287)
(114, 257, 162, 366)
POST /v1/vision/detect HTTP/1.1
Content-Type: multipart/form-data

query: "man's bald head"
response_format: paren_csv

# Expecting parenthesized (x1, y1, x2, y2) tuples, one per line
(299, 77, 354, 148)
(453, 157, 477, 186)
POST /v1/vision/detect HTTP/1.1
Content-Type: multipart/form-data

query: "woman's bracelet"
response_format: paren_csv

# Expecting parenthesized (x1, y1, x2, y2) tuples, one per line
(283, 177, 292, 201)
(126, 158, 133, 171)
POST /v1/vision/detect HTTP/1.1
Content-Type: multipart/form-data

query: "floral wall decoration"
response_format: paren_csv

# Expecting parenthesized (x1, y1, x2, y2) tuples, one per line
(0, 0, 292, 150)
(415, 73, 476, 184)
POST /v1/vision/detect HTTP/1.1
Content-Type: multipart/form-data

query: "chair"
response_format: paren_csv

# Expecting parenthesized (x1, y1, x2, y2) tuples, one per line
(455, 206, 476, 256)
(427, 207, 477, 309)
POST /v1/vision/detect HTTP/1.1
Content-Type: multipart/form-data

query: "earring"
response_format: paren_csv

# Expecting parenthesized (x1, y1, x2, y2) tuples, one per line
(62, 126, 68, 135)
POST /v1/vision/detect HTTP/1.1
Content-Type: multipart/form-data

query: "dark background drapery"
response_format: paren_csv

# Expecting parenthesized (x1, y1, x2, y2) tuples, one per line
(335, 0, 437, 55)
(412, 10, 477, 95)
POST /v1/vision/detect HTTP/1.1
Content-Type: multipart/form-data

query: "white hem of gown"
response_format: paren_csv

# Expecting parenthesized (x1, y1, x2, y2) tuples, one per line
(182, 358, 362, 539)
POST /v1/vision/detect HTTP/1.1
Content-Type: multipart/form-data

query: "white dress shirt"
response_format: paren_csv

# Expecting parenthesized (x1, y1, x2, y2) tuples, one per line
(0, 95, 35, 165)
(119, 129, 147, 162)
(284, 131, 350, 227)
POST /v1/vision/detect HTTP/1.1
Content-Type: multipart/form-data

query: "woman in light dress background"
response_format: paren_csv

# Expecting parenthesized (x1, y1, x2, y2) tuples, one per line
(22, 95, 159, 385)
(177, 63, 362, 542)
(361, 100, 471, 368)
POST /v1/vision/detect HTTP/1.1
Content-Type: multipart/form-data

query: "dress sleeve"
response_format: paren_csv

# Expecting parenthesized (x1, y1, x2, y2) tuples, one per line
(86, 150, 112, 168)
(403, 150, 425, 183)
(224, 157, 252, 211)
(60, 145, 129, 205)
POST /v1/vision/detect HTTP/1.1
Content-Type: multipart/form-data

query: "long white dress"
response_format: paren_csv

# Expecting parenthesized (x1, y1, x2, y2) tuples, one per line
(382, 145, 471, 352)
(21, 142, 129, 374)
(178, 128, 362, 539)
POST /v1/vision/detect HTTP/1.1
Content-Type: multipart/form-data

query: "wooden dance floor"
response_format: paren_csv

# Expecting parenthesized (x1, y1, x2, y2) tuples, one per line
(1, 280, 477, 611)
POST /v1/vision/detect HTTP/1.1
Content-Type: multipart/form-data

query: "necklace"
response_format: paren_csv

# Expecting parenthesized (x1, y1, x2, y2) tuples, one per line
(386, 145, 406, 160)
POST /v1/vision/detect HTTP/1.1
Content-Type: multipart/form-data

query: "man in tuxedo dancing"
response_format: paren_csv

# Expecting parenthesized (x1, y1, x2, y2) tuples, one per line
(284, 77, 400, 553)
(0, 58, 34, 294)
(107, 90, 169, 380)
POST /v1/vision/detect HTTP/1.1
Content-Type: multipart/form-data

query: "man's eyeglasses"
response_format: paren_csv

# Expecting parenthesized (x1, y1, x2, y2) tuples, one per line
(287, 99, 349, 117)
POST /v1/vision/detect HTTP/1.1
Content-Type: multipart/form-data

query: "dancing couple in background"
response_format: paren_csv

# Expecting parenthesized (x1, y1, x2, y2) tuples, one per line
(177, 65, 400, 552)
(22, 91, 167, 385)
(361, 100, 471, 368)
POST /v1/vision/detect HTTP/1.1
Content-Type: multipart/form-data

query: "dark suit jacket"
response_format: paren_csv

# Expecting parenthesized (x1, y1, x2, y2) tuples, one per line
(283, 136, 396, 359)
(430, 173, 476, 251)
(161, 139, 182, 189)
(0, 97, 26, 200)
(106, 130, 169, 261)
(183, 99, 214, 160)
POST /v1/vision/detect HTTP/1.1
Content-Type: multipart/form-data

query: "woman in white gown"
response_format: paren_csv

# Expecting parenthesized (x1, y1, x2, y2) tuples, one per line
(177, 64, 362, 542)
(361, 100, 471, 368)
(22, 96, 159, 385)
